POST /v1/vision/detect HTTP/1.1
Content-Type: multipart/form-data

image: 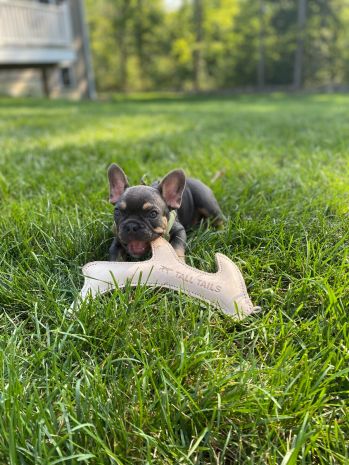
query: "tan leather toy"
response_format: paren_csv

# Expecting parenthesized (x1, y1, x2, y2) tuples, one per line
(71, 237, 258, 319)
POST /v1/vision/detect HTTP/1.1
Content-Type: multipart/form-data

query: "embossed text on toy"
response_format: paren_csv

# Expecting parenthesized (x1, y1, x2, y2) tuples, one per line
(159, 265, 222, 293)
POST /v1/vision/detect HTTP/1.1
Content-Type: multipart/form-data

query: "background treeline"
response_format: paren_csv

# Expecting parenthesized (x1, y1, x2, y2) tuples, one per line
(85, 0, 349, 92)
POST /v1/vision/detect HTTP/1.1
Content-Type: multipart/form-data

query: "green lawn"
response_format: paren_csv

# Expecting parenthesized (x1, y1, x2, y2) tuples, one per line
(0, 94, 348, 464)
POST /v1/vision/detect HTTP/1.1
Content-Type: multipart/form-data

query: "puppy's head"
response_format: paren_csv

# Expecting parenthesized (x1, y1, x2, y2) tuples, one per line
(108, 164, 186, 258)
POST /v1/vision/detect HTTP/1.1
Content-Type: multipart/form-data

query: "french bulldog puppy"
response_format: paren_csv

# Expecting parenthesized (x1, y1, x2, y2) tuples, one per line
(108, 164, 225, 261)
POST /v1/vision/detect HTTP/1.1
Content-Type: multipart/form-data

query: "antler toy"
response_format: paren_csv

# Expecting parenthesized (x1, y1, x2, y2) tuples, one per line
(71, 237, 258, 319)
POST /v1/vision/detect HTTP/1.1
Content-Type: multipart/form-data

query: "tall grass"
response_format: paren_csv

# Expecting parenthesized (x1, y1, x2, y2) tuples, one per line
(0, 94, 348, 464)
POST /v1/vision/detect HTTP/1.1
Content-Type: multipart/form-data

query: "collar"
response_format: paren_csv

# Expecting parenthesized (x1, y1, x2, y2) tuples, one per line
(164, 210, 177, 241)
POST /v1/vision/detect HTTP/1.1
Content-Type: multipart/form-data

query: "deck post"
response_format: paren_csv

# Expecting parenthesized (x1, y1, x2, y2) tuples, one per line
(41, 67, 50, 98)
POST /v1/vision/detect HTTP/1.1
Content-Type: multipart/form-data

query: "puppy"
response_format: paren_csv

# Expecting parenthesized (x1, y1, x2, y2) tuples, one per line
(107, 164, 225, 261)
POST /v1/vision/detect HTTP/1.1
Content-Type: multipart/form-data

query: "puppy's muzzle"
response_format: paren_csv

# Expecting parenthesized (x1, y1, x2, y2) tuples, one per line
(124, 221, 145, 234)
(119, 220, 153, 244)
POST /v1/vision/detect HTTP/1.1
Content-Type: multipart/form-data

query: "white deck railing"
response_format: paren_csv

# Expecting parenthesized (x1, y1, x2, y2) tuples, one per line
(0, 0, 72, 48)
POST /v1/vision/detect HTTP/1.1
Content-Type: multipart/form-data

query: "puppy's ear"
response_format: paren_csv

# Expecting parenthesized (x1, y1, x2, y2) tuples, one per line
(158, 169, 186, 209)
(108, 164, 129, 204)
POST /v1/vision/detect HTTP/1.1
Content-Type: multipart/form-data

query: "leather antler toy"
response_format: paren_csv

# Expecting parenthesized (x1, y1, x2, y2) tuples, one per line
(71, 237, 258, 319)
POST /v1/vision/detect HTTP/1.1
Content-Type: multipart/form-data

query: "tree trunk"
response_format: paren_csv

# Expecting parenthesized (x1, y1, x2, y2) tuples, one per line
(117, 0, 129, 92)
(293, 0, 307, 89)
(135, 0, 145, 81)
(193, 0, 204, 92)
(257, 0, 266, 89)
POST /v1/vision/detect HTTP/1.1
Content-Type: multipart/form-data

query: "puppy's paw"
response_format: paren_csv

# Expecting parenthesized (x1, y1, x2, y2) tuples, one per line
(174, 246, 186, 263)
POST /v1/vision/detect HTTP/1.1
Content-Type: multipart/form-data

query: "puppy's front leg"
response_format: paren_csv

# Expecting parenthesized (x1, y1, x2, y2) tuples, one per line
(109, 237, 126, 261)
(169, 221, 187, 261)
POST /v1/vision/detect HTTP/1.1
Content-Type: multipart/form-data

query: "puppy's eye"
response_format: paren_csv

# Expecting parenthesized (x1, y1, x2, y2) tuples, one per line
(149, 210, 158, 219)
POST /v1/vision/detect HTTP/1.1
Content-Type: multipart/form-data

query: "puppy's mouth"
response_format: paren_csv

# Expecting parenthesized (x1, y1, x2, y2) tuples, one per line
(127, 240, 150, 257)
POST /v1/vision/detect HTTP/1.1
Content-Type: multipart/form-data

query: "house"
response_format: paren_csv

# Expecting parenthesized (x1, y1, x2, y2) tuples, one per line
(0, 0, 96, 98)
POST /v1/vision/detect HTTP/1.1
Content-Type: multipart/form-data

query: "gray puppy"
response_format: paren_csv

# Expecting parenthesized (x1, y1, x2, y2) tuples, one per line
(108, 164, 224, 261)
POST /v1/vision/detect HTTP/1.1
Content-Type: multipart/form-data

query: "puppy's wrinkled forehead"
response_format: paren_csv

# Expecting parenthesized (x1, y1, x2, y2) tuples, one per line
(120, 186, 165, 211)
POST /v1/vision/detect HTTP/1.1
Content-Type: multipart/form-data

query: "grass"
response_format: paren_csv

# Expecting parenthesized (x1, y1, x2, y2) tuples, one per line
(0, 93, 348, 464)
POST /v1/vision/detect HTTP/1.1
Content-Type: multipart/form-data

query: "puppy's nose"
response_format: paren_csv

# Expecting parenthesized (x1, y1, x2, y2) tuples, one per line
(125, 222, 141, 233)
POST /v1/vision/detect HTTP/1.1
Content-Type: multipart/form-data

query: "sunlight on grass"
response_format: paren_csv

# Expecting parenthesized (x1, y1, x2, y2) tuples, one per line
(0, 94, 348, 464)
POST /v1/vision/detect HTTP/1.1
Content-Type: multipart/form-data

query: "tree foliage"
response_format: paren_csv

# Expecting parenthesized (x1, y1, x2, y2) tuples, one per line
(85, 0, 349, 92)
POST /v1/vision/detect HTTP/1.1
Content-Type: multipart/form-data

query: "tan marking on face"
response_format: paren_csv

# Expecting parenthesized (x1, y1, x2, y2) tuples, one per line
(162, 216, 168, 230)
(119, 201, 127, 210)
(142, 202, 153, 210)
(154, 226, 164, 234)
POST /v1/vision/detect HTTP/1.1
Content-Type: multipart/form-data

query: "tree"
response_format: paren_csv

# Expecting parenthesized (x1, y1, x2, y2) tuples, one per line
(84, 0, 349, 93)
(115, 0, 131, 91)
(257, 0, 266, 89)
(132, 0, 165, 89)
(192, 0, 204, 91)
(293, 0, 307, 89)
(135, 0, 145, 77)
